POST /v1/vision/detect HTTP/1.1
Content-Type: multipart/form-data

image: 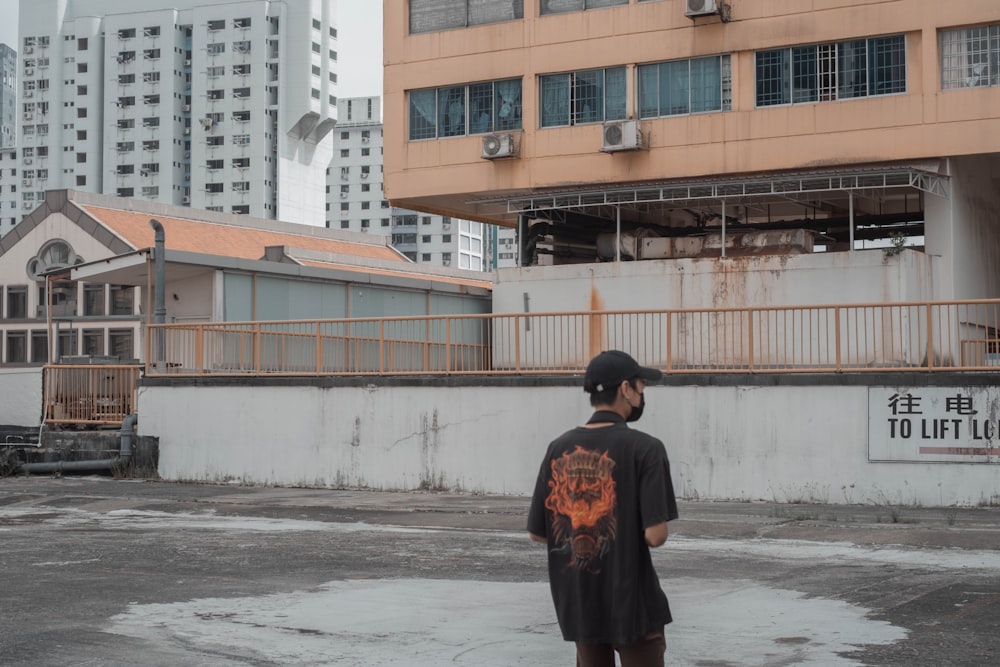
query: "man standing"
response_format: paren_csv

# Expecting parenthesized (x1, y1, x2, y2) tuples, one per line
(527, 350, 679, 667)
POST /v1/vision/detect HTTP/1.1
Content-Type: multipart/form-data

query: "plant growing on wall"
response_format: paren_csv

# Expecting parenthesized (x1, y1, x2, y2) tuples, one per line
(882, 232, 908, 259)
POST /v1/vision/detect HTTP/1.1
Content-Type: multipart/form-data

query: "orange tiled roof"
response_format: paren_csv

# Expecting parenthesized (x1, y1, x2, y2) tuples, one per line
(79, 205, 407, 263)
(296, 259, 493, 290)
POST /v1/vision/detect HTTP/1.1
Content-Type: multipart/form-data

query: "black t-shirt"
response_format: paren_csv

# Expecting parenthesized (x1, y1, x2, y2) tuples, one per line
(527, 414, 679, 644)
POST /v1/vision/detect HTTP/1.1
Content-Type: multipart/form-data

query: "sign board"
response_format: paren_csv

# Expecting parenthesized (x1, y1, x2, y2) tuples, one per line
(869, 387, 1000, 463)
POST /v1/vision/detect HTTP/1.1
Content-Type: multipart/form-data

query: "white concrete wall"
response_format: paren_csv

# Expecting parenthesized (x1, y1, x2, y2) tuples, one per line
(492, 247, 937, 315)
(949, 156, 1000, 301)
(141, 382, 1000, 506)
(0, 367, 42, 426)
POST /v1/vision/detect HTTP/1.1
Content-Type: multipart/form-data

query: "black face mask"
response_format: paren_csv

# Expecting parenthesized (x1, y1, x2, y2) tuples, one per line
(627, 393, 645, 422)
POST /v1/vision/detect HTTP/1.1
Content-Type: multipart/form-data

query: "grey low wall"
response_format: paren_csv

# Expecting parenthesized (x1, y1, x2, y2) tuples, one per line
(139, 374, 1000, 506)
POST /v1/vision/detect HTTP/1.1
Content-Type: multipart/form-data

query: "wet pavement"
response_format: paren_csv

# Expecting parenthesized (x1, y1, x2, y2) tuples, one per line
(0, 477, 998, 666)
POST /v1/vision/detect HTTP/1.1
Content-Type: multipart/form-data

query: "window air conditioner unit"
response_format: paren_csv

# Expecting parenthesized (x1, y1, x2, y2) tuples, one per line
(24, 91, 33, 98)
(23, 157, 33, 165)
(23, 202, 33, 209)
(24, 68, 33, 76)
(183, 127, 191, 135)
(201, 117, 214, 129)
(183, 196, 190, 203)
(481, 133, 516, 160)
(601, 120, 643, 152)
(22, 178, 32, 186)
(184, 151, 191, 158)
(24, 46, 33, 54)
(183, 104, 191, 112)
(361, 172, 369, 179)
(685, 0, 719, 18)
(361, 136, 369, 144)
(23, 113, 32, 121)
(340, 192, 347, 199)
(184, 59, 192, 66)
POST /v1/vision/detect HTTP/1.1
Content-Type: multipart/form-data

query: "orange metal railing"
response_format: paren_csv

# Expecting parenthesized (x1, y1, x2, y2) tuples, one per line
(143, 299, 1000, 377)
(42, 364, 142, 426)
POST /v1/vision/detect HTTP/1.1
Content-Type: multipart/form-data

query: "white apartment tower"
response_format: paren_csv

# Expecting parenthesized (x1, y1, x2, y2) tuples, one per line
(0, 44, 16, 150)
(328, 95, 488, 271)
(18, 0, 338, 225)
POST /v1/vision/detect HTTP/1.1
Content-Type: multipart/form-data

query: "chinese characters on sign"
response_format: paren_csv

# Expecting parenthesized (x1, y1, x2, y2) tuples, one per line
(869, 387, 1000, 462)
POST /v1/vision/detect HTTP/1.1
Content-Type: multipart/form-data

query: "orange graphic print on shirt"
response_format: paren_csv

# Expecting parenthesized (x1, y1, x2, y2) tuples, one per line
(544, 446, 617, 573)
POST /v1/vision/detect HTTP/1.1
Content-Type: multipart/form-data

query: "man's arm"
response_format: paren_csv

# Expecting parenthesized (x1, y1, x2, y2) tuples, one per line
(529, 532, 547, 544)
(644, 521, 668, 547)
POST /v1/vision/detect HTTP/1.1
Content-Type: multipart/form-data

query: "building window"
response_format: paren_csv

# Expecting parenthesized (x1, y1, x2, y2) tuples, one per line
(341, 220, 350, 229)
(207, 42, 225, 55)
(109, 329, 134, 359)
(341, 149, 349, 158)
(381, 218, 390, 227)
(6, 286, 27, 319)
(421, 253, 431, 262)
(639, 55, 732, 117)
(58, 330, 78, 359)
(540, 67, 626, 127)
(941, 25, 1000, 89)
(410, 0, 524, 34)
(83, 284, 105, 316)
(408, 79, 522, 140)
(31, 330, 49, 363)
(110, 286, 133, 315)
(82, 329, 104, 356)
(755, 34, 906, 107)
(539, 0, 627, 17)
(6, 331, 27, 363)
(422, 235, 431, 243)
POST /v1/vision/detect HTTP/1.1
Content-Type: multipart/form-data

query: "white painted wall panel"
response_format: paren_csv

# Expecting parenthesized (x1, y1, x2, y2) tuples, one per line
(0, 367, 41, 427)
(142, 381, 1000, 506)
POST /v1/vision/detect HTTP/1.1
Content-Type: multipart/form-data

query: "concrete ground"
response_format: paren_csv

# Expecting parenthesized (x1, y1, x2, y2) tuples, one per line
(0, 478, 998, 666)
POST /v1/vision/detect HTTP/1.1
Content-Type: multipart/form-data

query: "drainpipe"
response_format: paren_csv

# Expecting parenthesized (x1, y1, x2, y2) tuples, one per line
(149, 219, 166, 364)
(18, 413, 138, 475)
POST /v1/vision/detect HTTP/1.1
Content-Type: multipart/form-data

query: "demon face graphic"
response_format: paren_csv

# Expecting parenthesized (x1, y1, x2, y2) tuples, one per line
(544, 445, 617, 573)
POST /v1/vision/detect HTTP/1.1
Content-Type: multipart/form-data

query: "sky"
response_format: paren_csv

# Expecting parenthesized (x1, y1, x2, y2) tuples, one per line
(0, 2, 384, 99)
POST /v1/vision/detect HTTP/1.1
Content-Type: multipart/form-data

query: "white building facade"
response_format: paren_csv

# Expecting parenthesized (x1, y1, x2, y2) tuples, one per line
(328, 95, 490, 270)
(0, 148, 20, 236)
(18, 0, 338, 226)
(0, 44, 16, 150)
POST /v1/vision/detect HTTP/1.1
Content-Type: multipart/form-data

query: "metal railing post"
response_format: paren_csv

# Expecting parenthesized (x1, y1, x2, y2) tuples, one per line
(835, 306, 842, 372)
(747, 311, 755, 372)
(195, 324, 204, 374)
(379, 319, 385, 374)
(316, 322, 323, 374)
(514, 315, 522, 372)
(445, 319, 452, 372)
(926, 303, 934, 370)
(254, 322, 261, 373)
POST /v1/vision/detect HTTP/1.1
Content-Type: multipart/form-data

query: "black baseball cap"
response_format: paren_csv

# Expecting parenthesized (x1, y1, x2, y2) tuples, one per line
(583, 350, 662, 393)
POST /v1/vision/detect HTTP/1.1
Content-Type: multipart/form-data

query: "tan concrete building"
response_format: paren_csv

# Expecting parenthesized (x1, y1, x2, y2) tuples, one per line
(384, 0, 1000, 309)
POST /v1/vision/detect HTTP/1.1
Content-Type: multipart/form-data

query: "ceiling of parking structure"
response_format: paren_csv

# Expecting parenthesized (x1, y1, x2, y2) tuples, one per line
(471, 163, 948, 230)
